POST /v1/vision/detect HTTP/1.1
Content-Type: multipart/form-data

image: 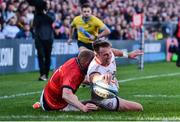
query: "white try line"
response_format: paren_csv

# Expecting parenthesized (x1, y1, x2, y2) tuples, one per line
(119, 72, 180, 83)
(0, 72, 180, 100)
(134, 94, 180, 98)
(0, 91, 41, 100)
(0, 115, 180, 121)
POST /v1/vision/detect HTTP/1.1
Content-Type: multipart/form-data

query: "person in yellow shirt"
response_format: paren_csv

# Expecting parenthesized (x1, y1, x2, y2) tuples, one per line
(67, 3, 111, 51)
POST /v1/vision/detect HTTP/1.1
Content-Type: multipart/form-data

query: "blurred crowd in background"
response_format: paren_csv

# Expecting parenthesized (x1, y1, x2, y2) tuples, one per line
(0, 0, 179, 40)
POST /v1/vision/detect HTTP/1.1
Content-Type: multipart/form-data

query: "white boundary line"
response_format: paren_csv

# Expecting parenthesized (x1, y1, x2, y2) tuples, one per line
(0, 91, 41, 100)
(0, 72, 180, 100)
(119, 72, 180, 82)
(0, 115, 180, 120)
(134, 94, 180, 98)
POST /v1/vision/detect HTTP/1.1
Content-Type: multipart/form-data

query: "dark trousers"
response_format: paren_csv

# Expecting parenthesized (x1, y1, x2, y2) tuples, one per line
(176, 38, 180, 66)
(77, 40, 93, 50)
(35, 39, 53, 77)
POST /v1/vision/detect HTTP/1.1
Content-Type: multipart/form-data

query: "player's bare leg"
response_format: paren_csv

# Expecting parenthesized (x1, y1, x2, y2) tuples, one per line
(118, 97, 143, 111)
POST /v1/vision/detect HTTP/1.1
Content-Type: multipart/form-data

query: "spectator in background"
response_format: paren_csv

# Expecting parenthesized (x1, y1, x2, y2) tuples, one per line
(1, 0, 180, 41)
(26, 6, 34, 24)
(155, 28, 164, 40)
(17, 1, 33, 25)
(53, 21, 69, 39)
(16, 22, 32, 40)
(53, 21, 62, 39)
(0, 23, 5, 39)
(108, 25, 121, 40)
(2, 14, 20, 39)
(4, 2, 16, 23)
(26, 0, 55, 81)
(17, 15, 26, 30)
(166, 37, 178, 62)
(79, 0, 89, 6)
(0, 2, 7, 26)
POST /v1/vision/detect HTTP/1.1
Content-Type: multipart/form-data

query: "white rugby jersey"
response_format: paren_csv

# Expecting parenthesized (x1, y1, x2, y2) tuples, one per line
(87, 52, 119, 90)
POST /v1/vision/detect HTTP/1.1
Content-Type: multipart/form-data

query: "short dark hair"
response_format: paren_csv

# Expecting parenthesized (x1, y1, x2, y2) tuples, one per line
(92, 38, 112, 52)
(78, 49, 94, 63)
(81, 3, 91, 9)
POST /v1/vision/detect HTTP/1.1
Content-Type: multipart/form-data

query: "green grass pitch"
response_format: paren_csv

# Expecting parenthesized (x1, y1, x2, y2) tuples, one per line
(0, 62, 180, 121)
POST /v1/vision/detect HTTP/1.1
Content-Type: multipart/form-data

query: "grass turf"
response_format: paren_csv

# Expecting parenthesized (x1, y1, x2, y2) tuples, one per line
(0, 61, 180, 121)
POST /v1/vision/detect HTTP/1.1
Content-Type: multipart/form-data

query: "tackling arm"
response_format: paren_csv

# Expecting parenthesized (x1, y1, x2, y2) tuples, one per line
(62, 87, 97, 112)
(111, 48, 124, 57)
(111, 48, 144, 59)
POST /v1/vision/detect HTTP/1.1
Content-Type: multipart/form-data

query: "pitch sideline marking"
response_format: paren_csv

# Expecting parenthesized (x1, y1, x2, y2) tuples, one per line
(119, 72, 180, 82)
(0, 115, 180, 120)
(0, 91, 41, 100)
(134, 94, 180, 98)
(0, 72, 180, 100)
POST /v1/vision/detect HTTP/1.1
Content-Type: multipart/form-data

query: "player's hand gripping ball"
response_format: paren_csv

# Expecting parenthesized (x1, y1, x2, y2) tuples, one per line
(93, 80, 118, 99)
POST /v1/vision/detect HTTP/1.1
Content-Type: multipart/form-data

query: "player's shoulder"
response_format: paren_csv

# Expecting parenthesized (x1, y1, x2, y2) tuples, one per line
(62, 58, 77, 69)
(73, 15, 81, 21)
(91, 15, 102, 21)
(89, 58, 98, 66)
(88, 59, 101, 71)
(63, 58, 82, 76)
(69, 58, 82, 73)
(65, 57, 76, 64)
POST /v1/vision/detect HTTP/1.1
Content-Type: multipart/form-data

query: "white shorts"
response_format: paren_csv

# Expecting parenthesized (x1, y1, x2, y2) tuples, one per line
(91, 90, 119, 111)
(95, 97, 119, 111)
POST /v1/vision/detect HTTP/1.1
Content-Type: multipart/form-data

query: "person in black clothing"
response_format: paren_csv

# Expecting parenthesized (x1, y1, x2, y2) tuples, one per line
(174, 17, 180, 67)
(26, 0, 55, 81)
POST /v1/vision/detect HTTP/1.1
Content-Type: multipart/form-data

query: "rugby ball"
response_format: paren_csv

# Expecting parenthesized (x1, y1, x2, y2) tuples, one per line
(92, 80, 118, 99)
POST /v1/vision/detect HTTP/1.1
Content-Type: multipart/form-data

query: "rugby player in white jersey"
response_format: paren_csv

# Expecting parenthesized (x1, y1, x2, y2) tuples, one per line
(87, 39, 143, 111)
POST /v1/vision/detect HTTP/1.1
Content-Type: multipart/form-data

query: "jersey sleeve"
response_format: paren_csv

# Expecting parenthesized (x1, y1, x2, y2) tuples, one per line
(94, 17, 107, 30)
(61, 71, 81, 93)
(71, 17, 78, 28)
(87, 62, 102, 77)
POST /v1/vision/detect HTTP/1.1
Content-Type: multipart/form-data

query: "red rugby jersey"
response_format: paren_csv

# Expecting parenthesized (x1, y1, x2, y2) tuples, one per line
(44, 58, 85, 110)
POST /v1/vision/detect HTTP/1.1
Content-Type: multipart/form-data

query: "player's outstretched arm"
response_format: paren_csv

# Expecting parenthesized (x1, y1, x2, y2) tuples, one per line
(128, 49, 144, 59)
(111, 48, 144, 59)
(62, 88, 98, 112)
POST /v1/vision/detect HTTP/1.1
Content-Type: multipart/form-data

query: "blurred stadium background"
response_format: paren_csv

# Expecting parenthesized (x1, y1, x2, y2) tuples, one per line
(0, 0, 180, 121)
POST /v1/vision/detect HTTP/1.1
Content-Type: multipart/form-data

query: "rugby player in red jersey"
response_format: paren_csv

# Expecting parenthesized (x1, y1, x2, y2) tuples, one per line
(34, 50, 98, 112)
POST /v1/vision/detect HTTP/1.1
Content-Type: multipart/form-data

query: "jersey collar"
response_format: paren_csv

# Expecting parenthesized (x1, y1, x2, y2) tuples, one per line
(81, 15, 92, 23)
(75, 57, 87, 75)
